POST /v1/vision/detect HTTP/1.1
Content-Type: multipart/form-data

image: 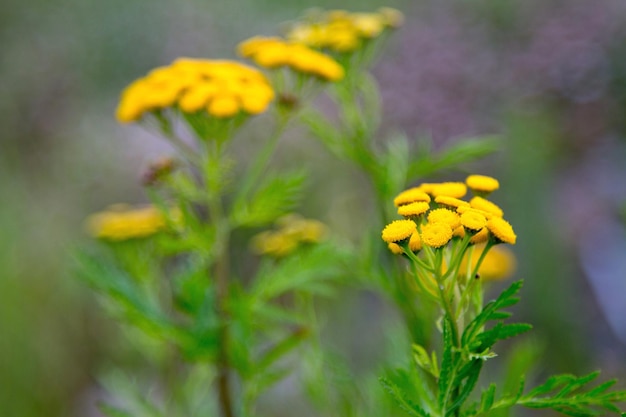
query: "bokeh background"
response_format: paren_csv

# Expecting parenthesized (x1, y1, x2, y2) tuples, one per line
(2, 0, 626, 415)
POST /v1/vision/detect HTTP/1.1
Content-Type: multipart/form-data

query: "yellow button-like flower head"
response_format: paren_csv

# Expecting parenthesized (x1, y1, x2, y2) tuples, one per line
(116, 58, 274, 123)
(460, 209, 488, 232)
(86, 204, 180, 241)
(427, 208, 461, 230)
(382, 219, 417, 243)
(486, 217, 517, 245)
(409, 232, 422, 252)
(420, 222, 453, 248)
(470, 196, 504, 217)
(466, 174, 500, 195)
(398, 201, 430, 218)
(238, 36, 344, 81)
(394, 188, 431, 206)
(434, 195, 470, 210)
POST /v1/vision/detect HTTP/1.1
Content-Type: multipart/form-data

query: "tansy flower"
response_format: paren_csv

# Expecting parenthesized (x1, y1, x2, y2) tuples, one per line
(466, 174, 499, 195)
(251, 231, 299, 257)
(378, 7, 404, 28)
(460, 209, 487, 232)
(457, 205, 493, 219)
(427, 208, 461, 230)
(470, 227, 489, 245)
(453, 226, 466, 238)
(469, 196, 504, 217)
(116, 58, 275, 123)
(238, 36, 344, 81)
(279, 215, 328, 243)
(460, 244, 516, 281)
(382, 219, 417, 243)
(423, 182, 467, 199)
(398, 201, 430, 218)
(285, 8, 403, 53)
(420, 222, 453, 248)
(486, 217, 517, 244)
(86, 204, 181, 241)
(393, 188, 431, 206)
(434, 195, 470, 210)
(388, 242, 404, 255)
(409, 232, 422, 252)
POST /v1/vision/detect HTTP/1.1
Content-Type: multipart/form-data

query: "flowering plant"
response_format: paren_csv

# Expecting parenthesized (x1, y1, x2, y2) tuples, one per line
(76, 7, 626, 417)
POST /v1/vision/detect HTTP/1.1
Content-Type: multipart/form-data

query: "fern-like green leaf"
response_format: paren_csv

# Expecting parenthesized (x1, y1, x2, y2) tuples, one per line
(230, 170, 306, 227)
(380, 377, 433, 417)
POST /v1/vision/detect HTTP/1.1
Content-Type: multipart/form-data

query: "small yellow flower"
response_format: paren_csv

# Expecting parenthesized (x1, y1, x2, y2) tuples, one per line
(423, 182, 467, 199)
(382, 219, 417, 243)
(285, 8, 403, 53)
(460, 209, 487, 232)
(420, 222, 453, 248)
(251, 231, 298, 257)
(378, 7, 404, 28)
(453, 226, 466, 238)
(388, 242, 404, 255)
(466, 174, 500, 194)
(469, 196, 504, 217)
(427, 208, 461, 230)
(434, 195, 470, 210)
(456, 205, 493, 219)
(409, 232, 422, 252)
(116, 58, 274, 123)
(398, 201, 430, 218)
(469, 227, 489, 245)
(238, 36, 344, 81)
(393, 188, 431, 206)
(351, 12, 385, 38)
(86, 204, 180, 241)
(460, 244, 516, 281)
(486, 217, 517, 244)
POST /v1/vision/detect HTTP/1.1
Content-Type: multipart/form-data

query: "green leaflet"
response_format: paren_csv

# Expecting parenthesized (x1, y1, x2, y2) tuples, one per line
(230, 170, 306, 228)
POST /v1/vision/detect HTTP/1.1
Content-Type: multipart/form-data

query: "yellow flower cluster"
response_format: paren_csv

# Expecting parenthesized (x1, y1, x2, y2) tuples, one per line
(86, 204, 182, 241)
(251, 214, 328, 257)
(116, 58, 275, 123)
(238, 37, 345, 81)
(285, 8, 404, 53)
(460, 244, 516, 281)
(382, 175, 517, 253)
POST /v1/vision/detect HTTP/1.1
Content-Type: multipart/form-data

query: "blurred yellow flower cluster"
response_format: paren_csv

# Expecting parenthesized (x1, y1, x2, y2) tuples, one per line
(459, 244, 516, 281)
(116, 59, 275, 123)
(251, 214, 328, 258)
(238, 36, 344, 81)
(285, 8, 403, 53)
(383, 174, 516, 251)
(86, 204, 182, 241)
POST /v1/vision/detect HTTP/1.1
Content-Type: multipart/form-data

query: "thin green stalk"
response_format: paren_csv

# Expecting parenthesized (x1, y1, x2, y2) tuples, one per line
(202, 141, 235, 417)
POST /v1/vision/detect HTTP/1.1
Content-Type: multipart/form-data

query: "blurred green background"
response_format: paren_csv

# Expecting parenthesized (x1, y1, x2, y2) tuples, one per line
(2, 0, 626, 415)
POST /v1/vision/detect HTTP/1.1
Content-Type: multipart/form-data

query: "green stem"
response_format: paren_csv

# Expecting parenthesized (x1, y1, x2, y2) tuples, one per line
(202, 141, 235, 417)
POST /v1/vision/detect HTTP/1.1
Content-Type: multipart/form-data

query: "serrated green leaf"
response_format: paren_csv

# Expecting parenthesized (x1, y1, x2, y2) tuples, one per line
(256, 328, 309, 375)
(462, 281, 524, 347)
(480, 384, 497, 412)
(408, 136, 500, 179)
(447, 360, 483, 416)
(231, 171, 306, 227)
(380, 377, 432, 417)
(413, 344, 439, 378)
(474, 323, 532, 351)
(438, 317, 456, 409)
(556, 372, 601, 398)
(250, 244, 346, 301)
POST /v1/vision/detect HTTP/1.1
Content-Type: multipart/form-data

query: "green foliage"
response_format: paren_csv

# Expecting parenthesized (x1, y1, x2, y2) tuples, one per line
(230, 170, 307, 228)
